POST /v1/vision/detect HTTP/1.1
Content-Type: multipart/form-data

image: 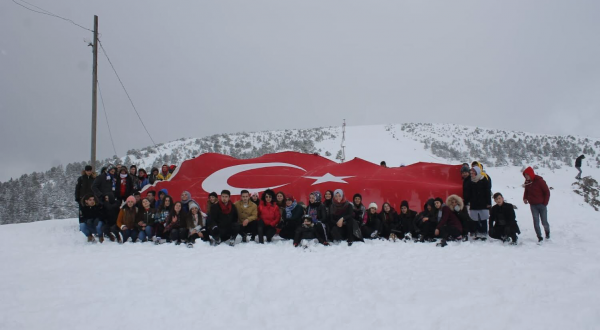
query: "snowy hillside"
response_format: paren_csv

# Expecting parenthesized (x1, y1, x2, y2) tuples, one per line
(1, 166, 599, 330)
(1, 123, 599, 224)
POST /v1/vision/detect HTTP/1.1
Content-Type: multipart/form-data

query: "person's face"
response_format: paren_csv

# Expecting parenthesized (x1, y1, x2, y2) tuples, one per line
(104, 196, 109, 202)
(354, 197, 361, 205)
(303, 219, 312, 226)
(434, 201, 442, 209)
(286, 199, 293, 207)
(470, 169, 477, 178)
(126, 200, 135, 207)
(277, 194, 284, 202)
(85, 197, 95, 206)
(309, 194, 316, 203)
(109, 169, 116, 176)
(134, 195, 141, 202)
(461, 171, 469, 179)
(85, 169, 92, 175)
(369, 207, 377, 214)
(164, 198, 171, 206)
(251, 195, 258, 201)
(426, 204, 432, 211)
(152, 170, 159, 176)
(209, 196, 217, 203)
(241, 193, 250, 203)
(265, 194, 273, 202)
(174, 203, 182, 212)
(162, 166, 168, 172)
(159, 193, 165, 200)
(221, 194, 230, 204)
(495, 195, 504, 206)
(181, 192, 189, 201)
(130, 168, 136, 175)
(142, 199, 150, 209)
(334, 193, 342, 202)
(401, 206, 408, 214)
(191, 207, 198, 215)
(448, 199, 457, 208)
(325, 191, 332, 200)
(116, 165, 122, 170)
(147, 193, 155, 201)
(384, 204, 391, 212)
(524, 173, 531, 180)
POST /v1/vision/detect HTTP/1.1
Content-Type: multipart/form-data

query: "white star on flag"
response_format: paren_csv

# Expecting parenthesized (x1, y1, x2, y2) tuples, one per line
(302, 173, 355, 185)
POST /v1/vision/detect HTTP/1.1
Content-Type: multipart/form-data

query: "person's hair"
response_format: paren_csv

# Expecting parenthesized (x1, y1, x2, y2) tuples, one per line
(133, 191, 141, 196)
(221, 190, 231, 196)
(130, 165, 137, 169)
(493, 192, 503, 199)
(158, 195, 173, 211)
(146, 190, 155, 197)
(240, 190, 249, 195)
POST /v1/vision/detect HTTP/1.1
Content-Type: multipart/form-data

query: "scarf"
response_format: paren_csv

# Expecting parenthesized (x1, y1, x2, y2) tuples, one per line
(307, 201, 321, 222)
(285, 201, 297, 219)
(331, 198, 348, 217)
(219, 201, 232, 214)
(473, 162, 490, 180)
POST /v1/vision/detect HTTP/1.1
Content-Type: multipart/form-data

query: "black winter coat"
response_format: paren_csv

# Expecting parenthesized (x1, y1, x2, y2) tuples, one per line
(102, 198, 121, 226)
(75, 173, 96, 202)
(92, 173, 115, 199)
(576, 155, 584, 168)
(307, 202, 327, 223)
(137, 207, 156, 229)
(80, 202, 104, 223)
(114, 175, 134, 200)
(328, 201, 354, 227)
(467, 178, 492, 210)
(398, 209, 417, 233)
(209, 203, 239, 229)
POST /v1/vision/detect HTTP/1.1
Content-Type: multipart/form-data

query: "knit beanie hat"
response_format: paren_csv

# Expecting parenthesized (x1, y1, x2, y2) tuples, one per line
(189, 202, 199, 210)
(85, 165, 93, 171)
(460, 165, 470, 173)
(126, 196, 136, 204)
(401, 200, 409, 208)
(368, 202, 378, 209)
(333, 189, 344, 198)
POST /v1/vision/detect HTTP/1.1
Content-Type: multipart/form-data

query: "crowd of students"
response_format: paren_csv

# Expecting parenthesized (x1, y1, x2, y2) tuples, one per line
(74, 160, 552, 247)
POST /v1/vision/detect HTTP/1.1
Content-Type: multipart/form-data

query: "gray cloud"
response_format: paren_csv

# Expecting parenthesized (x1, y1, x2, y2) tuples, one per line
(1, 0, 599, 181)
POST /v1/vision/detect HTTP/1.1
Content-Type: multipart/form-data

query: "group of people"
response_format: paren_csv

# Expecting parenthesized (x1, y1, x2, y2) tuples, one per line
(74, 159, 553, 247)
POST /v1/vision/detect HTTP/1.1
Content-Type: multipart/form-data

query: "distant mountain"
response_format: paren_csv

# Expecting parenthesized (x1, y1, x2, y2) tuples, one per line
(1, 123, 598, 224)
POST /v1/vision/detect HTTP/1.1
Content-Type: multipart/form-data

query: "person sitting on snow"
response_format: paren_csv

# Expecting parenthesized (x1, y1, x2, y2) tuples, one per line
(361, 203, 382, 239)
(279, 195, 304, 240)
(433, 197, 463, 247)
(489, 193, 520, 245)
(293, 215, 329, 247)
(329, 189, 363, 246)
(234, 190, 258, 243)
(414, 199, 437, 242)
(79, 194, 105, 243)
(208, 190, 240, 245)
(116, 196, 139, 243)
(379, 202, 399, 239)
(392, 200, 418, 241)
(446, 194, 471, 241)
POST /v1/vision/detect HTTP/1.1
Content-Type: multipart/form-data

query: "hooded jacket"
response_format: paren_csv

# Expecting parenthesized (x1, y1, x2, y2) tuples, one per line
(75, 171, 97, 202)
(523, 167, 550, 206)
(92, 169, 116, 199)
(436, 205, 463, 232)
(575, 155, 585, 168)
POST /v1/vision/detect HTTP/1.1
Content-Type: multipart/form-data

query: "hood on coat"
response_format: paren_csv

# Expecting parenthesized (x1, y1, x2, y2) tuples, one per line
(523, 167, 536, 181)
(446, 194, 464, 211)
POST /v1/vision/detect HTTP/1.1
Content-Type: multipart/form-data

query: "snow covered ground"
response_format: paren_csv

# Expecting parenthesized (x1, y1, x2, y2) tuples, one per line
(1, 165, 599, 329)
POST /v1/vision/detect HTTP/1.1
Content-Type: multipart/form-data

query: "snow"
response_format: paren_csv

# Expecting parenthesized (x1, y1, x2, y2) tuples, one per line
(1, 164, 600, 329)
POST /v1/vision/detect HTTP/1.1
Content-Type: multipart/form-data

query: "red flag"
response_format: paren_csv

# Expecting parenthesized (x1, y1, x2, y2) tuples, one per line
(143, 151, 462, 212)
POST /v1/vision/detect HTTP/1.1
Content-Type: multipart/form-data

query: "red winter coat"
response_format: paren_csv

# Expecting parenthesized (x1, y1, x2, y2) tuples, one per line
(258, 202, 281, 227)
(436, 205, 463, 232)
(523, 167, 550, 206)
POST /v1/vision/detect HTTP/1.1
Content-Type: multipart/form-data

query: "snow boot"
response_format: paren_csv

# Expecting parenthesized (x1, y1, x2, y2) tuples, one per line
(98, 235, 104, 243)
(186, 242, 194, 248)
(87, 235, 95, 243)
(371, 230, 379, 239)
(436, 240, 448, 247)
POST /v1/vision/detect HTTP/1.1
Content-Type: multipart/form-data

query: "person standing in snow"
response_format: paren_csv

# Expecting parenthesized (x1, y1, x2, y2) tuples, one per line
(575, 154, 585, 180)
(467, 166, 492, 240)
(234, 190, 258, 242)
(488, 193, 520, 245)
(75, 165, 96, 207)
(115, 167, 134, 203)
(129, 165, 140, 193)
(460, 164, 471, 206)
(137, 168, 149, 191)
(522, 166, 551, 242)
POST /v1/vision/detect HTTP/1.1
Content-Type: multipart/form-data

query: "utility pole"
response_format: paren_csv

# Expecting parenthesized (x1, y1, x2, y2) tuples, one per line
(90, 15, 98, 170)
(341, 119, 346, 163)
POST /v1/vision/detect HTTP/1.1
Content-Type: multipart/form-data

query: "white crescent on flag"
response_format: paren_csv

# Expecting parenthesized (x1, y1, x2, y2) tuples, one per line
(201, 162, 306, 195)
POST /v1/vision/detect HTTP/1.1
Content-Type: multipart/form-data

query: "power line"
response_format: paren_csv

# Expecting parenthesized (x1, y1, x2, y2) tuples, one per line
(12, 0, 94, 33)
(98, 39, 157, 147)
(97, 80, 118, 157)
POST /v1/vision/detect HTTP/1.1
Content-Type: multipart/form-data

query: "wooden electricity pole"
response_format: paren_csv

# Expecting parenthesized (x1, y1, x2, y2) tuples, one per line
(90, 15, 98, 170)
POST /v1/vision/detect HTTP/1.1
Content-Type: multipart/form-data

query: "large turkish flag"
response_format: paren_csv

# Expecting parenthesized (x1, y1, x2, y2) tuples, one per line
(142, 151, 462, 212)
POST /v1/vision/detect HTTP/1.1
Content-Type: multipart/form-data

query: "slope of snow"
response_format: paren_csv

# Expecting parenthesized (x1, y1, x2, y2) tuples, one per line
(1, 165, 599, 329)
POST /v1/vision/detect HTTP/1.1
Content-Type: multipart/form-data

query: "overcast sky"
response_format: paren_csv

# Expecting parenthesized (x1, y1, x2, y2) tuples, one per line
(1, 0, 599, 181)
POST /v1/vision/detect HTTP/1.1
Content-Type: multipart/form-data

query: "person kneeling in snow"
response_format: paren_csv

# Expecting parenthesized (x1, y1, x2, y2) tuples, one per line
(80, 194, 105, 243)
(293, 215, 329, 247)
(446, 195, 471, 241)
(489, 193, 520, 245)
(433, 197, 463, 247)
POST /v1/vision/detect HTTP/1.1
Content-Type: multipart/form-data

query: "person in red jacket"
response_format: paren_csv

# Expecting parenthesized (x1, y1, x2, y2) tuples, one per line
(523, 166, 551, 242)
(257, 189, 280, 243)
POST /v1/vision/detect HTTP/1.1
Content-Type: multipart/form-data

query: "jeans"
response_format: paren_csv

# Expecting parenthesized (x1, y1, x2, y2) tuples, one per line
(530, 204, 550, 238)
(576, 166, 582, 179)
(121, 229, 139, 242)
(469, 209, 489, 237)
(138, 226, 153, 241)
(80, 218, 103, 237)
